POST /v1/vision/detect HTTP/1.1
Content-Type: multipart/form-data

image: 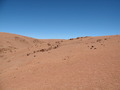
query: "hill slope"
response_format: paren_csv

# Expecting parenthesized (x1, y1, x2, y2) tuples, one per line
(0, 32, 120, 90)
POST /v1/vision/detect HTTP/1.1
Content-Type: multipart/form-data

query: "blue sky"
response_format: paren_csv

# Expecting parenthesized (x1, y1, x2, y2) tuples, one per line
(0, 0, 120, 39)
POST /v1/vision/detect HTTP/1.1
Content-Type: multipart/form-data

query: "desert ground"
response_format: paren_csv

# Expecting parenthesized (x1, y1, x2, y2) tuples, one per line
(0, 32, 120, 90)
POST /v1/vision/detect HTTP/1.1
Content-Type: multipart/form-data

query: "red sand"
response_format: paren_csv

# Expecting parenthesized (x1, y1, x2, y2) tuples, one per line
(0, 32, 120, 90)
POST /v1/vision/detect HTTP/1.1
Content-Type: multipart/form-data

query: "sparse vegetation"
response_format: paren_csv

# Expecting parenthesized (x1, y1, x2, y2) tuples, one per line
(47, 43, 51, 46)
(104, 38, 107, 40)
(96, 39, 102, 42)
(76, 37, 80, 39)
(89, 45, 96, 50)
(27, 53, 30, 56)
(69, 38, 74, 40)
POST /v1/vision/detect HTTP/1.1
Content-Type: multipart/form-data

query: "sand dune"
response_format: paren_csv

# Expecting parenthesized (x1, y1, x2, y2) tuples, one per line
(0, 32, 120, 90)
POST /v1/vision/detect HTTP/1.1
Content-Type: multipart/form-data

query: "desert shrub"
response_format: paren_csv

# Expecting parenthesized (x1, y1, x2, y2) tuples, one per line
(104, 38, 107, 40)
(69, 38, 74, 40)
(96, 39, 102, 42)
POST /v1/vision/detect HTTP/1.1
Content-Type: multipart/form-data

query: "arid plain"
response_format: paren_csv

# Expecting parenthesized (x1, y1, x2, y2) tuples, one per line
(0, 32, 120, 90)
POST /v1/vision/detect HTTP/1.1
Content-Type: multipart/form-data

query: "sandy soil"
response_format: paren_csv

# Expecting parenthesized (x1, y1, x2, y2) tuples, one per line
(0, 32, 120, 90)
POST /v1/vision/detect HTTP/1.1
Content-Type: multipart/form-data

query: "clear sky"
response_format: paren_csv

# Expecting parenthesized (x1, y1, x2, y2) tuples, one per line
(0, 0, 120, 39)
